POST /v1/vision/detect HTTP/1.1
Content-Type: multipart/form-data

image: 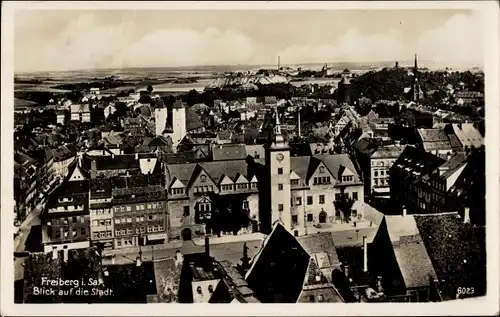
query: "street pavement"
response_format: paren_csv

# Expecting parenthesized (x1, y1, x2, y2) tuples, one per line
(14, 202, 44, 281)
(103, 226, 377, 266)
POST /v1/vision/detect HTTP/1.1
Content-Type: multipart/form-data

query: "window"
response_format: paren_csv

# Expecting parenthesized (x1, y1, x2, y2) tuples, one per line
(115, 230, 120, 236)
(72, 230, 77, 237)
(116, 240, 121, 247)
(204, 185, 208, 192)
(374, 179, 379, 186)
(92, 220, 98, 226)
(374, 171, 378, 177)
(307, 196, 313, 205)
(291, 179, 299, 186)
(209, 185, 214, 192)
(127, 229, 133, 234)
(342, 176, 354, 182)
(200, 175, 207, 183)
(307, 214, 313, 222)
(313, 177, 318, 185)
(115, 218, 121, 224)
(353, 192, 358, 201)
(197, 286, 203, 294)
(278, 168, 283, 174)
(194, 187, 199, 193)
(380, 170, 385, 176)
(309, 295, 315, 302)
(80, 217, 85, 224)
(319, 195, 325, 204)
(93, 232, 99, 239)
(296, 197, 302, 206)
(208, 285, 214, 293)
(183, 206, 190, 217)
(99, 220, 105, 226)
(326, 176, 331, 183)
(278, 204, 284, 211)
(292, 215, 298, 224)
(136, 216, 141, 222)
(319, 166, 325, 173)
(105, 219, 111, 226)
(335, 193, 342, 201)
(127, 217, 132, 223)
(243, 200, 249, 209)
(278, 184, 283, 191)
(127, 206, 132, 212)
(147, 204, 152, 209)
(56, 231, 61, 239)
(251, 182, 258, 189)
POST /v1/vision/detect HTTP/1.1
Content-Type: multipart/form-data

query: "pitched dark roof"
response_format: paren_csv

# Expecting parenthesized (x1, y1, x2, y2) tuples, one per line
(212, 144, 247, 161)
(414, 214, 486, 300)
(245, 223, 310, 303)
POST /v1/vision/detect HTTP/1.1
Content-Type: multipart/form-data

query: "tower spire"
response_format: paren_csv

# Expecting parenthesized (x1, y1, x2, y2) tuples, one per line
(414, 53, 418, 72)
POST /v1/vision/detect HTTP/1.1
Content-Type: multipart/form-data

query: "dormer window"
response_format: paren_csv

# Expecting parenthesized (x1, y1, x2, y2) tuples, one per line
(342, 176, 353, 182)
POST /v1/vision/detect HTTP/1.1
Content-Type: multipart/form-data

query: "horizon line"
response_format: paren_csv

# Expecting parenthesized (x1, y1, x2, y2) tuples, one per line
(15, 59, 483, 76)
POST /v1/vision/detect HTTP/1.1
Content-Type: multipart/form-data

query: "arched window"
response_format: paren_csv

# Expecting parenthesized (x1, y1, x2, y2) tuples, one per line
(208, 285, 214, 293)
(197, 286, 202, 294)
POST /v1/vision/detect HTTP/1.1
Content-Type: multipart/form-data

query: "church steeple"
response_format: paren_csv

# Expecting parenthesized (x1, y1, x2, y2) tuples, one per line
(411, 53, 423, 102)
(414, 53, 418, 72)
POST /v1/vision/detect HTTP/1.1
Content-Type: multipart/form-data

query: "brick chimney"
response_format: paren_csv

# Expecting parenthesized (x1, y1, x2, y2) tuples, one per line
(90, 159, 97, 179)
(464, 207, 470, 224)
(63, 248, 69, 263)
(363, 236, 368, 272)
(205, 235, 210, 258)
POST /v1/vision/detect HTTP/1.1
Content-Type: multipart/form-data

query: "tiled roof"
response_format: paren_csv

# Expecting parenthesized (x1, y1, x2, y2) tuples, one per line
(415, 214, 486, 300)
(212, 144, 247, 161)
(451, 123, 483, 148)
(384, 216, 438, 289)
(297, 232, 341, 270)
(417, 128, 449, 142)
(153, 258, 181, 303)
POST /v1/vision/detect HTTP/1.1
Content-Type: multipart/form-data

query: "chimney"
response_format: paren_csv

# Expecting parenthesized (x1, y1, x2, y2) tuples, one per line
(174, 250, 184, 268)
(438, 166, 449, 176)
(464, 207, 470, 224)
(63, 248, 69, 263)
(402, 206, 407, 217)
(91, 159, 97, 179)
(363, 236, 368, 272)
(377, 276, 384, 293)
(205, 235, 210, 258)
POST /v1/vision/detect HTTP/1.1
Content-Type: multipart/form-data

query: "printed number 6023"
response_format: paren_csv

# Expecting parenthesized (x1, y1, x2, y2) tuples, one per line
(457, 287, 475, 295)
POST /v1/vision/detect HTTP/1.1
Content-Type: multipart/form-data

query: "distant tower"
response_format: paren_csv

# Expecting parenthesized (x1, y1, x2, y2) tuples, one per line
(166, 100, 187, 151)
(337, 76, 352, 105)
(411, 54, 424, 102)
(263, 108, 291, 234)
(395, 61, 399, 68)
(154, 107, 168, 136)
(278, 56, 281, 71)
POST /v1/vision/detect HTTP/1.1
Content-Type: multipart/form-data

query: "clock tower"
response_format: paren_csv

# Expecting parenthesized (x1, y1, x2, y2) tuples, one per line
(263, 109, 291, 233)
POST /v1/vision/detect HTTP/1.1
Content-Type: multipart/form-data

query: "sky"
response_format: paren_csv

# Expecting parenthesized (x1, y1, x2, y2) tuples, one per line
(14, 9, 485, 72)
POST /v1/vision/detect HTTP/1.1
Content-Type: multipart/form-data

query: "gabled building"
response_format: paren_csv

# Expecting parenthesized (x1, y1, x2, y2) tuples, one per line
(258, 112, 365, 236)
(41, 158, 91, 253)
(369, 215, 437, 302)
(245, 223, 344, 303)
(353, 139, 406, 198)
(416, 128, 453, 157)
(69, 104, 91, 123)
(165, 159, 260, 241)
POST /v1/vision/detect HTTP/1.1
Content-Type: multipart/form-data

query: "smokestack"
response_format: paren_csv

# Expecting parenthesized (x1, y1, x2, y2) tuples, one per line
(91, 159, 97, 179)
(205, 235, 210, 258)
(363, 236, 368, 272)
(297, 111, 301, 138)
(464, 207, 470, 224)
(344, 265, 349, 278)
(63, 248, 69, 263)
(402, 206, 407, 217)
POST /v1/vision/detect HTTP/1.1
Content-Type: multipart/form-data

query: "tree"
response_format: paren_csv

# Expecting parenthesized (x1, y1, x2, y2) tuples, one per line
(333, 190, 355, 223)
